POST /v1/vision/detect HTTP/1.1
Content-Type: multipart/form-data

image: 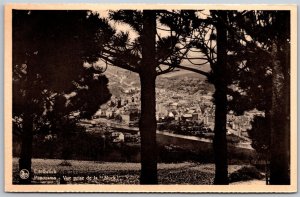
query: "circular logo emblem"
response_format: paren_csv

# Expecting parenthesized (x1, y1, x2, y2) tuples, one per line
(19, 169, 30, 180)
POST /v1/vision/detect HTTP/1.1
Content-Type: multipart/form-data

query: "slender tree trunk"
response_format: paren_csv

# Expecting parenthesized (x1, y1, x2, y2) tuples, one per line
(212, 10, 229, 185)
(18, 64, 35, 184)
(269, 41, 290, 185)
(264, 110, 272, 184)
(139, 10, 158, 184)
(19, 103, 34, 184)
(213, 86, 229, 184)
(139, 74, 158, 184)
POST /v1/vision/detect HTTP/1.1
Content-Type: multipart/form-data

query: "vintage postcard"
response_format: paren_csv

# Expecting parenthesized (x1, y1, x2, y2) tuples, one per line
(4, 4, 297, 192)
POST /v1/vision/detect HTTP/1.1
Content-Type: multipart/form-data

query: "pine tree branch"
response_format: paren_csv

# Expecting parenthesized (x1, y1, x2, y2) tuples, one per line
(157, 62, 210, 77)
(99, 54, 139, 73)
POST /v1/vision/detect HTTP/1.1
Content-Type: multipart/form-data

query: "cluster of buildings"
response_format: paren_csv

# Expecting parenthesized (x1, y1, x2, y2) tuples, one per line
(91, 78, 263, 139)
(93, 92, 141, 127)
(227, 109, 264, 137)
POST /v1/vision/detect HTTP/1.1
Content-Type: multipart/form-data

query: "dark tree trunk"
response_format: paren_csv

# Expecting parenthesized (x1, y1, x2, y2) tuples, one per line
(264, 110, 272, 184)
(269, 41, 290, 185)
(19, 108, 33, 184)
(212, 10, 229, 185)
(18, 64, 35, 184)
(269, 11, 290, 184)
(213, 86, 229, 185)
(139, 10, 158, 184)
(139, 74, 158, 184)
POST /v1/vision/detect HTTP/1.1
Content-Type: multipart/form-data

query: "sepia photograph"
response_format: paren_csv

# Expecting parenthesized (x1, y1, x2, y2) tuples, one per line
(4, 4, 297, 192)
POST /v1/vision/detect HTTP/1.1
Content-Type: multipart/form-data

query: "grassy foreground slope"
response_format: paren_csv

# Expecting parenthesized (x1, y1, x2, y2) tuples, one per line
(13, 158, 264, 185)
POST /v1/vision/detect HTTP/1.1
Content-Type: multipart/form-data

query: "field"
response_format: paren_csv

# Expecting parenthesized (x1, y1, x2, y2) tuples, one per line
(12, 158, 265, 185)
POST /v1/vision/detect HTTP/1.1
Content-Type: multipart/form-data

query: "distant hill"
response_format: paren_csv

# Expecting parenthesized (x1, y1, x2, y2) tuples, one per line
(158, 71, 208, 81)
(104, 64, 214, 97)
(105, 66, 139, 97)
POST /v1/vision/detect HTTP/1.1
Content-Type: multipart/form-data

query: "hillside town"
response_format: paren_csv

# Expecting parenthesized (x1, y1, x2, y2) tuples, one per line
(91, 69, 264, 141)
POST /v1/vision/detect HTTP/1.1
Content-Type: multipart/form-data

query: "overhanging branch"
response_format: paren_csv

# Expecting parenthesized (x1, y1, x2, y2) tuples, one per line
(157, 62, 210, 77)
